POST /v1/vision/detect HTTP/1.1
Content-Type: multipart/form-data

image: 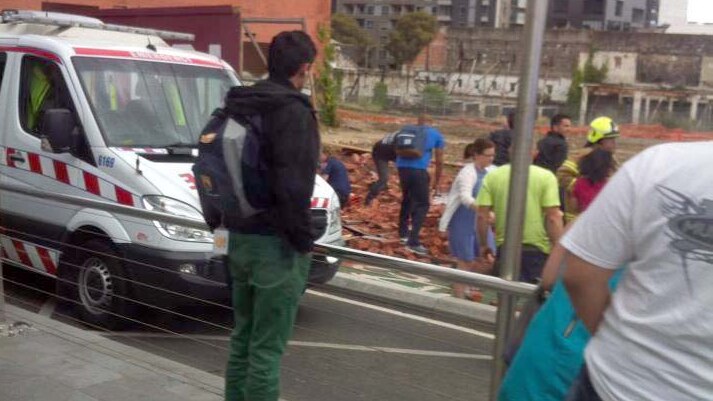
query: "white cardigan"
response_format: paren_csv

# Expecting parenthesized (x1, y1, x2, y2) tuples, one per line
(438, 164, 495, 232)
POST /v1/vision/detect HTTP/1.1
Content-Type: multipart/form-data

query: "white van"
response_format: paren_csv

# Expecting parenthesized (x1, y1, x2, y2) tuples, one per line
(0, 10, 343, 327)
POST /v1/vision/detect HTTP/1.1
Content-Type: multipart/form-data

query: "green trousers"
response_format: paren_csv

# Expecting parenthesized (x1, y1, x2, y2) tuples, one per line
(224, 233, 310, 401)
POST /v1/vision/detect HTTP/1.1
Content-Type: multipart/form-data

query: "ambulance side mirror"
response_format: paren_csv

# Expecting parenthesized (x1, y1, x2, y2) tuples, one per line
(40, 108, 77, 154)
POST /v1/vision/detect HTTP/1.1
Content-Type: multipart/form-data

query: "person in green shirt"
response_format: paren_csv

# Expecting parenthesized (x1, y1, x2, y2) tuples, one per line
(476, 150, 564, 283)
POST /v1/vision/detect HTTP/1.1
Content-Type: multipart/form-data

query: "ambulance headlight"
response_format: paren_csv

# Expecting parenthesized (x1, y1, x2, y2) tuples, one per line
(327, 195, 342, 235)
(142, 196, 213, 243)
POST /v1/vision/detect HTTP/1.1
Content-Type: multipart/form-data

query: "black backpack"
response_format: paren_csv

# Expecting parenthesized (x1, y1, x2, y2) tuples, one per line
(393, 125, 428, 159)
(192, 108, 271, 231)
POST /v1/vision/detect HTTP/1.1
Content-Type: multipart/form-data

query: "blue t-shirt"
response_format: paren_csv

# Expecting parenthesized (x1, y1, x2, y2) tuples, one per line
(395, 126, 445, 170)
(322, 157, 351, 199)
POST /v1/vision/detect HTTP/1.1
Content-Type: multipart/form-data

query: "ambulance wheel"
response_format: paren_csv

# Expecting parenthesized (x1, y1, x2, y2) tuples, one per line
(58, 239, 133, 330)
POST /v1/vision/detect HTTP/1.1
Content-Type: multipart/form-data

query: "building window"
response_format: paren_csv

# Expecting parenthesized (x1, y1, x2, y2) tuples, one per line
(393, 5, 401, 14)
(546, 85, 553, 95)
(382, 5, 390, 15)
(366, 5, 374, 15)
(365, 20, 374, 28)
(491, 80, 497, 89)
(510, 82, 517, 92)
(632, 8, 644, 23)
(356, 18, 365, 27)
(553, 0, 568, 13)
(460, 6, 467, 17)
(615, 1, 624, 17)
(614, 56, 622, 68)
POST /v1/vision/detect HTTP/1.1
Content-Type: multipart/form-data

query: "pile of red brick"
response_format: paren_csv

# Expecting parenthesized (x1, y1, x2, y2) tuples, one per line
(338, 151, 456, 264)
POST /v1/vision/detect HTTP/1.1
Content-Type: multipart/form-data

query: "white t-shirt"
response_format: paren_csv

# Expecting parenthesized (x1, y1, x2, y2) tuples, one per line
(561, 142, 713, 401)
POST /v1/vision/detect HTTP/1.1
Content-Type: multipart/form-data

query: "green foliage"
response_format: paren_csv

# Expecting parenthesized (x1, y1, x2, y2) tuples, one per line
(331, 13, 372, 65)
(386, 12, 438, 68)
(421, 84, 448, 110)
(566, 53, 609, 117)
(316, 25, 340, 127)
(372, 82, 389, 110)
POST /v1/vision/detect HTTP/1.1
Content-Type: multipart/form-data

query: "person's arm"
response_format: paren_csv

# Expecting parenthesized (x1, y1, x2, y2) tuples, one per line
(542, 173, 564, 244)
(455, 167, 477, 208)
(433, 148, 444, 193)
(564, 252, 615, 333)
(544, 206, 564, 245)
(268, 102, 320, 254)
(477, 206, 493, 258)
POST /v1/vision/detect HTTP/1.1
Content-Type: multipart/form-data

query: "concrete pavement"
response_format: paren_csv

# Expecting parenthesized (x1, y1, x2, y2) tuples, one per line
(326, 262, 498, 324)
(0, 304, 224, 401)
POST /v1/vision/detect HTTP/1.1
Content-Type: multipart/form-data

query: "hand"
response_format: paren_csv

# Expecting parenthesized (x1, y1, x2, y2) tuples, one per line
(480, 245, 494, 260)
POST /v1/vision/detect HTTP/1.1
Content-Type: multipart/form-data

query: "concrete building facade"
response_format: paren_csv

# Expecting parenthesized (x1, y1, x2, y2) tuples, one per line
(659, 0, 713, 35)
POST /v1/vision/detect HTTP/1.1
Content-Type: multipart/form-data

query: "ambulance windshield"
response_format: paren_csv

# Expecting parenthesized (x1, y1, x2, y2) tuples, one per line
(73, 57, 237, 148)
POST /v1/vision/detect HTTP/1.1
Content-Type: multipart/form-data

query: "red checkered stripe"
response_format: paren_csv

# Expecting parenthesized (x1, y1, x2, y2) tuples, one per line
(311, 197, 330, 208)
(0, 235, 60, 275)
(0, 146, 140, 206)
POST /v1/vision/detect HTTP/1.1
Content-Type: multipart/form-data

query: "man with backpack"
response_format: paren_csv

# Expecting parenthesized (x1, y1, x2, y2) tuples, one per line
(198, 31, 319, 401)
(395, 114, 445, 255)
(364, 131, 397, 206)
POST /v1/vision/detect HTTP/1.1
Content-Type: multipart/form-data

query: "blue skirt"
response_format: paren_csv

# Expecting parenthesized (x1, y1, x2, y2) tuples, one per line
(447, 205, 495, 261)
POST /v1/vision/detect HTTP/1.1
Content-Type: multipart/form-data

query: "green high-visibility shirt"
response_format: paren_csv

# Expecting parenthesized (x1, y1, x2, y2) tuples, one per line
(476, 164, 560, 254)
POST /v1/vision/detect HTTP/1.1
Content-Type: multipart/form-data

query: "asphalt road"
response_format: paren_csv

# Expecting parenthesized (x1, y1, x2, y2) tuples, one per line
(2, 264, 496, 401)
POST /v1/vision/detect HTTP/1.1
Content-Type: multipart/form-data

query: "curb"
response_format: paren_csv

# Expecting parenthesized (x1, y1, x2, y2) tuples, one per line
(3, 304, 224, 396)
(326, 272, 497, 324)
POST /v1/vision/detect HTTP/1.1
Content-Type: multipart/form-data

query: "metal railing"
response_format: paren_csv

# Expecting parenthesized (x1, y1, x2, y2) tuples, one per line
(0, 181, 537, 400)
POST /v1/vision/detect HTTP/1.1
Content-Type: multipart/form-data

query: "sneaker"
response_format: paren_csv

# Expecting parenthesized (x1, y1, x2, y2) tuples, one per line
(407, 244, 429, 255)
(399, 237, 408, 244)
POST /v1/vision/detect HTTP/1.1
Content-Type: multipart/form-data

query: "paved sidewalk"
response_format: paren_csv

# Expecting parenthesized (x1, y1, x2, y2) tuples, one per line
(0, 304, 223, 401)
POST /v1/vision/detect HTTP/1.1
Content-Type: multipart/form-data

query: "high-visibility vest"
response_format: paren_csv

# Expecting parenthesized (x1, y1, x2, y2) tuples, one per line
(28, 65, 51, 131)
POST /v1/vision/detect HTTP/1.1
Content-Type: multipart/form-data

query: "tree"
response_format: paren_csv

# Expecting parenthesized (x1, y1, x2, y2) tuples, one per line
(331, 13, 372, 65)
(316, 25, 340, 127)
(566, 52, 608, 118)
(386, 12, 438, 68)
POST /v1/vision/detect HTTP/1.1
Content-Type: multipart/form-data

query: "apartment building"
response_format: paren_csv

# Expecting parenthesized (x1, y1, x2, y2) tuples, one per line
(335, 0, 454, 67)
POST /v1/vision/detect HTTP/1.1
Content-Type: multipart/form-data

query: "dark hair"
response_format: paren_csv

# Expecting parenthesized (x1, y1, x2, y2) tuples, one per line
(463, 143, 476, 159)
(268, 31, 317, 80)
(551, 113, 571, 129)
(578, 148, 614, 184)
(473, 137, 495, 155)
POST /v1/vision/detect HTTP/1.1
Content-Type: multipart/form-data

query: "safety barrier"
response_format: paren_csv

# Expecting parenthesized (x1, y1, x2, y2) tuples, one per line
(0, 181, 537, 400)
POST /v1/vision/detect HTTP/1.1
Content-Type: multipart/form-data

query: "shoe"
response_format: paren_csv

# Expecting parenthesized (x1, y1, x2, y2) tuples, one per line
(399, 237, 408, 244)
(407, 244, 428, 255)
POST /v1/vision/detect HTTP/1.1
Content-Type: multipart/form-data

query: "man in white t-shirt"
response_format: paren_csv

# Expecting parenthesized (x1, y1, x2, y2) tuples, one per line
(561, 142, 713, 401)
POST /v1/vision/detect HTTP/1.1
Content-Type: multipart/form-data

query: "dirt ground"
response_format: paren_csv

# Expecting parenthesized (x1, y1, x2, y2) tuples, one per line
(324, 108, 711, 301)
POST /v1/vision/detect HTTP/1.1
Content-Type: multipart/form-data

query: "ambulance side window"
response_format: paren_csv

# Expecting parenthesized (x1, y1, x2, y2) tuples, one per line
(18, 56, 76, 137)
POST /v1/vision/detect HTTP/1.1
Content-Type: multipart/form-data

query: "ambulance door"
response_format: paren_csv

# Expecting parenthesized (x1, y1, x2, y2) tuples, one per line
(0, 53, 92, 276)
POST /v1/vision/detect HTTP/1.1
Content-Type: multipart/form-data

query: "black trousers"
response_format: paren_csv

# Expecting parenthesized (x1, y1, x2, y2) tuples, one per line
(365, 157, 390, 205)
(398, 168, 430, 246)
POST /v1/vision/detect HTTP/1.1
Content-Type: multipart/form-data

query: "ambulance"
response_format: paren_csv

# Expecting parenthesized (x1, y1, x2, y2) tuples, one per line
(0, 10, 343, 327)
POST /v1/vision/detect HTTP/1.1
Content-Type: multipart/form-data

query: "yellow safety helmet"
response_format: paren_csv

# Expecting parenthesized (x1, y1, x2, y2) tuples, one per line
(587, 116, 619, 145)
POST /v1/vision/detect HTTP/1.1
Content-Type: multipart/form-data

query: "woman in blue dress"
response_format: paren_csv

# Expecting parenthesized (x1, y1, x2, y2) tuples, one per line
(439, 137, 496, 299)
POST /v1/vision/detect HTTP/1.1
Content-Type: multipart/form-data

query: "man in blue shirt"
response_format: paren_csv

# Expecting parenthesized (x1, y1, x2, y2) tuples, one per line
(320, 151, 352, 207)
(397, 115, 445, 255)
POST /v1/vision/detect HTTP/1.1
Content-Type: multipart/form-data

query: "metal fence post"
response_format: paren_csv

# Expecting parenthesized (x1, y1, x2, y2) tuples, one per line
(489, 0, 550, 399)
(0, 255, 7, 336)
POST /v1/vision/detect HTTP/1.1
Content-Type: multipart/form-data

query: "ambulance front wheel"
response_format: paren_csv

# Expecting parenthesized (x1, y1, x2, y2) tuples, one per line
(58, 239, 133, 330)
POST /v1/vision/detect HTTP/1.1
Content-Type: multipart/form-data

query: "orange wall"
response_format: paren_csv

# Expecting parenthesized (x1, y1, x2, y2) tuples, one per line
(1, 0, 331, 54)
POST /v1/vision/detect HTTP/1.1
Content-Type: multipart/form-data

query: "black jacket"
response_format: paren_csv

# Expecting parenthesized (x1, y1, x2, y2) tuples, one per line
(488, 129, 512, 166)
(224, 78, 320, 253)
(534, 131, 568, 173)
